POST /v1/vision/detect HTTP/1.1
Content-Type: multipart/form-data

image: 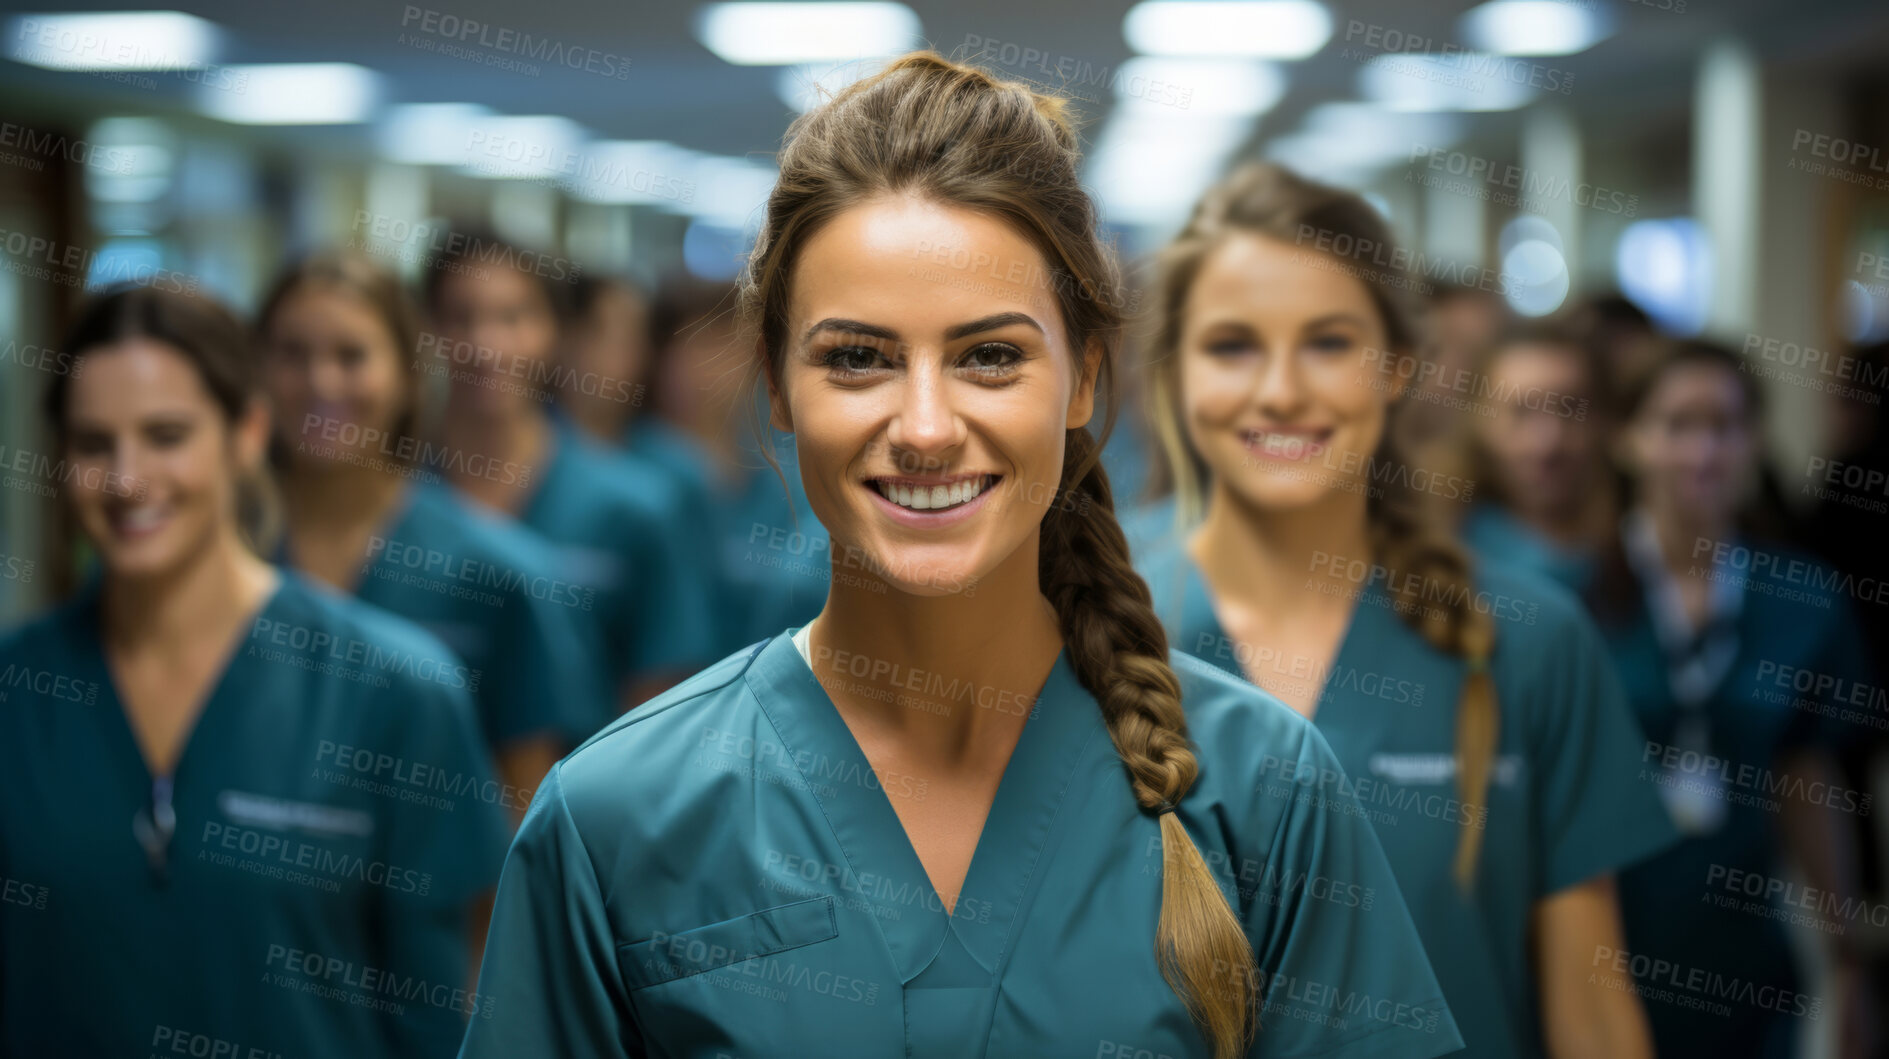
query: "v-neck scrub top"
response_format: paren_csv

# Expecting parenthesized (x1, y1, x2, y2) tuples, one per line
(1134, 538, 1677, 1059)
(326, 481, 611, 749)
(0, 572, 513, 1059)
(460, 632, 1463, 1058)
(520, 420, 718, 697)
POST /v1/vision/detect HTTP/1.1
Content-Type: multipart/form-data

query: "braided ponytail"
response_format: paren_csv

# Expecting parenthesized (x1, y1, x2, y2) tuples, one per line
(1044, 426, 1259, 1055)
(738, 50, 1261, 1055)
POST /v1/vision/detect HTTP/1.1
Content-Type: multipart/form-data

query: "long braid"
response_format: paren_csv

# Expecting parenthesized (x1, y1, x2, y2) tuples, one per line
(1042, 425, 1259, 1056)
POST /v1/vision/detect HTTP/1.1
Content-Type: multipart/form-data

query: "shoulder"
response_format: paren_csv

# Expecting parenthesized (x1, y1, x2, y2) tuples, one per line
(0, 597, 100, 709)
(1474, 557, 1600, 655)
(266, 573, 480, 716)
(1168, 647, 1322, 796)
(555, 639, 770, 803)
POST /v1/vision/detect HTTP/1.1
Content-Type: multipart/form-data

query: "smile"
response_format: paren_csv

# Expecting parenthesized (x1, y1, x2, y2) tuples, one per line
(863, 473, 1001, 524)
(1241, 428, 1332, 461)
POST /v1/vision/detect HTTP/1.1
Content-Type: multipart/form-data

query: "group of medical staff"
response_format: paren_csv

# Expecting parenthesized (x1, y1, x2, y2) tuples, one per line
(1, 50, 1885, 1059)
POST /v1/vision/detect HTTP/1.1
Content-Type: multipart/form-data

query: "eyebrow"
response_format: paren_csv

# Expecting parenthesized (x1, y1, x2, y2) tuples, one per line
(799, 312, 1046, 347)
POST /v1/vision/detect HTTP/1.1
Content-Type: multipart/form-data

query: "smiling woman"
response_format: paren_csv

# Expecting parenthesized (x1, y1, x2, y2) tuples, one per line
(461, 51, 1459, 1059)
(0, 285, 510, 1059)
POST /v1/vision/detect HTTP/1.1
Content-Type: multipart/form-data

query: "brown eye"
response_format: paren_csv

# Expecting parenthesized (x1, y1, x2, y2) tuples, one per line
(823, 346, 885, 374)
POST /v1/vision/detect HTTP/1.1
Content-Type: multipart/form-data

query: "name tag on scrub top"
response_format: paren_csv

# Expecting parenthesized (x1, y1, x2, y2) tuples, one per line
(1652, 715, 1730, 835)
(1368, 753, 1524, 787)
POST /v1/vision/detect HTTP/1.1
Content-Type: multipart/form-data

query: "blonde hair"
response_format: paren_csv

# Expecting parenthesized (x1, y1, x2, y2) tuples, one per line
(1146, 163, 1498, 888)
(738, 51, 1260, 1056)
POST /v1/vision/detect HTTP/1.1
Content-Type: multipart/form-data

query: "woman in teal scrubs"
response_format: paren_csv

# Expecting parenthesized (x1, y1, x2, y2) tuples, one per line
(1587, 339, 1875, 1058)
(419, 234, 718, 708)
(1457, 321, 1618, 596)
(257, 250, 609, 800)
(1129, 162, 1676, 1058)
(0, 285, 511, 1058)
(462, 53, 1458, 1059)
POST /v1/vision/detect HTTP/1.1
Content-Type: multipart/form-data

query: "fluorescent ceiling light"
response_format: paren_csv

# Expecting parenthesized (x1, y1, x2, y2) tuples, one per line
(1359, 53, 1538, 112)
(4, 10, 219, 71)
(566, 140, 699, 206)
(1123, 1, 1332, 60)
(1085, 112, 1249, 228)
(1460, 1, 1614, 57)
(696, 3, 920, 65)
(200, 64, 379, 124)
(683, 155, 778, 225)
(456, 115, 586, 179)
(776, 59, 885, 112)
(1266, 103, 1464, 179)
(376, 103, 493, 166)
(1113, 57, 1285, 116)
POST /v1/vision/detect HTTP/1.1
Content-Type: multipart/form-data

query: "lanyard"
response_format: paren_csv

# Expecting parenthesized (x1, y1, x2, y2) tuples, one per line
(132, 776, 176, 887)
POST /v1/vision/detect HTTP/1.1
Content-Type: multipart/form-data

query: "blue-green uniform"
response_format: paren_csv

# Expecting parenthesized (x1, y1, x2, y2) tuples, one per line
(625, 416, 829, 655)
(1592, 536, 1872, 1058)
(285, 481, 610, 749)
(1461, 504, 1597, 597)
(460, 632, 1464, 1058)
(521, 419, 719, 700)
(1135, 535, 1678, 1059)
(0, 571, 512, 1058)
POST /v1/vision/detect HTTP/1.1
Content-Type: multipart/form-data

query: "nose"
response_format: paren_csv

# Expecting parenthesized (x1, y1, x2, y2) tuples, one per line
(884, 357, 965, 471)
(308, 352, 347, 401)
(106, 439, 147, 500)
(1251, 345, 1309, 420)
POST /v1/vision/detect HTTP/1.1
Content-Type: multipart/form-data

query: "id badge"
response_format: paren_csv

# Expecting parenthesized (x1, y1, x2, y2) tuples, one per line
(1657, 712, 1728, 835)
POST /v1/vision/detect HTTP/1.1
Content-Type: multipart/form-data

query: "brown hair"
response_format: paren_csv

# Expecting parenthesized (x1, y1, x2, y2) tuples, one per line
(256, 249, 432, 455)
(1146, 162, 1498, 889)
(1461, 315, 1619, 512)
(46, 283, 279, 555)
(737, 51, 1259, 1056)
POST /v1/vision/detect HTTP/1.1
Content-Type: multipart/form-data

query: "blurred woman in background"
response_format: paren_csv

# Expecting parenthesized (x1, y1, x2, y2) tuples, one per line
(0, 285, 509, 1059)
(258, 249, 607, 800)
(420, 233, 716, 706)
(462, 53, 1459, 1059)
(1459, 320, 1618, 595)
(1589, 338, 1876, 1059)
(1132, 161, 1674, 1059)
(627, 274, 827, 654)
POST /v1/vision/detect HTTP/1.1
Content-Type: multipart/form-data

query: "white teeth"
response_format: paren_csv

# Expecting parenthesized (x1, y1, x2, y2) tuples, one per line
(874, 476, 989, 512)
(118, 508, 165, 530)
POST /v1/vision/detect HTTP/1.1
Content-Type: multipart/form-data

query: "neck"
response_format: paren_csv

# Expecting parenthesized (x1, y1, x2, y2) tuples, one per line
(440, 400, 548, 509)
(1641, 493, 1728, 575)
(808, 528, 1062, 762)
(1192, 479, 1374, 612)
(564, 398, 626, 445)
(1516, 484, 1614, 549)
(281, 458, 408, 534)
(101, 533, 278, 652)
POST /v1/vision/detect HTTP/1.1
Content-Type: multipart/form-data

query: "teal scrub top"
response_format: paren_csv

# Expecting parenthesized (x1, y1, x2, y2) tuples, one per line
(460, 632, 1464, 1058)
(520, 419, 719, 694)
(1460, 505, 1597, 597)
(1595, 540, 1871, 1057)
(0, 571, 513, 1058)
(293, 481, 611, 748)
(1134, 535, 1677, 1059)
(627, 416, 829, 656)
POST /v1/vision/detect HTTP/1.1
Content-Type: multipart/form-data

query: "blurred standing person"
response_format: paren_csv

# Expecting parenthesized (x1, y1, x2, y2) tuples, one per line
(1133, 162, 1676, 1058)
(1400, 281, 1511, 447)
(636, 274, 827, 654)
(258, 250, 609, 802)
(1591, 339, 1876, 1059)
(554, 275, 654, 448)
(0, 285, 509, 1058)
(1460, 320, 1620, 595)
(421, 231, 716, 708)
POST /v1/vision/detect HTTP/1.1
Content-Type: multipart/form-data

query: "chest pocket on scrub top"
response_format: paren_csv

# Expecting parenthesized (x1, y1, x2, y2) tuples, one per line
(617, 895, 839, 990)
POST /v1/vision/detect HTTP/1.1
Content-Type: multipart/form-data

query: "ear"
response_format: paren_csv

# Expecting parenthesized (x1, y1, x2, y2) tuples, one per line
(1066, 336, 1103, 431)
(762, 339, 793, 433)
(232, 395, 272, 475)
(1380, 344, 1414, 404)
